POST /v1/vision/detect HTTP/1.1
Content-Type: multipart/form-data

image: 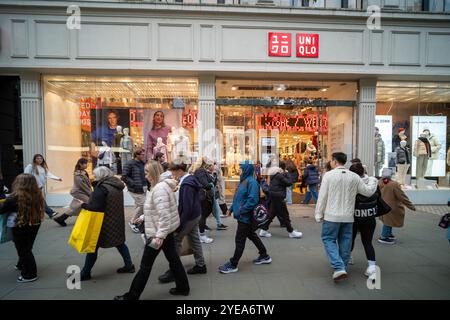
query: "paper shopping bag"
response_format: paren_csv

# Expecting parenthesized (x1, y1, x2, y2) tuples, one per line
(180, 236, 193, 256)
(68, 209, 104, 253)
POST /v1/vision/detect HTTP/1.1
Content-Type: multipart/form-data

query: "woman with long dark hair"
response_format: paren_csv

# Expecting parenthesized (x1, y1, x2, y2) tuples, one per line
(24, 154, 62, 219)
(0, 174, 44, 282)
(54, 158, 92, 226)
(145, 111, 171, 161)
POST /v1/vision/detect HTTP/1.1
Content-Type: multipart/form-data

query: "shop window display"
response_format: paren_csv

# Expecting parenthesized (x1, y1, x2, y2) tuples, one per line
(216, 80, 356, 198)
(43, 76, 198, 195)
(376, 82, 450, 189)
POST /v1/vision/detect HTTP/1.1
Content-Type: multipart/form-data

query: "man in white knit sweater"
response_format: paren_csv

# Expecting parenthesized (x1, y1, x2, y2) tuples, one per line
(315, 152, 378, 281)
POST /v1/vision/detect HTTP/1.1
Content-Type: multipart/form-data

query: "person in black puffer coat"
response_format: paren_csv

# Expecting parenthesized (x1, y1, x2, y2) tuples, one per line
(349, 163, 378, 279)
(258, 161, 302, 239)
(302, 160, 321, 204)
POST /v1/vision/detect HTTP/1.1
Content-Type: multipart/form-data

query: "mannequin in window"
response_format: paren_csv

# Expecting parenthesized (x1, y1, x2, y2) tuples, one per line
(393, 127, 407, 152)
(153, 137, 168, 163)
(120, 127, 133, 172)
(114, 126, 124, 174)
(98, 140, 115, 169)
(395, 140, 410, 186)
(306, 138, 317, 157)
(414, 133, 431, 179)
(374, 127, 385, 177)
(166, 126, 178, 162)
(423, 129, 442, 176)
(226, 146, 235, 177)
(312, 131, 319, 150)
(172, 127, 191, 160)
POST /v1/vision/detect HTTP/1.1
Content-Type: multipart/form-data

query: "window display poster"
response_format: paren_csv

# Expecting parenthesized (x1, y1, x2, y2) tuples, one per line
(143, 109, 183, 160)
(411, 116, 447, 177)
(90, 108, 130, 147)
(375, 115, 392, 169)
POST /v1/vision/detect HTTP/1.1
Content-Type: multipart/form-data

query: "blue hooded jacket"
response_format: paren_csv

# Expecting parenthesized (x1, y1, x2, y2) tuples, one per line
(230, 162, 260, 224)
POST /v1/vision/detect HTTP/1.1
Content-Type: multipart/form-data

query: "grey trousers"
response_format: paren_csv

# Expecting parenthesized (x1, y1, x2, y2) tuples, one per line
(416, 155, 429, 179)
(174, 216, 205, 267)
(129, 192, 146, 222)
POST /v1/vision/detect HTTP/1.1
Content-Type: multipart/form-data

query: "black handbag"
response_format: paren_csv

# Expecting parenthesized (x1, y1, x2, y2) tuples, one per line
(375, 192, 391, 217)
(438, 213, 450, 229)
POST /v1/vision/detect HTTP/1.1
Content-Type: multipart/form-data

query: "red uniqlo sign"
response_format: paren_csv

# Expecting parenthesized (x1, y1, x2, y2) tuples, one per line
(268, 32, 291, 57)
(296, 33, 319, 58)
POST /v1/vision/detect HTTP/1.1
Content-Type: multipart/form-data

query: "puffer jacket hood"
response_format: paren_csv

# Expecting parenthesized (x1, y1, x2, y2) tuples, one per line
(240, 161, 255, 182)
(158, 175, 178, 192)
(97, 176, 125, 191)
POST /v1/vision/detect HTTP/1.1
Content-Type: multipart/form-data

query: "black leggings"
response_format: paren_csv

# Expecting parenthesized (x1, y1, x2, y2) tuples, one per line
(263, 197, 294, 233)
(351, 218, 376, 261)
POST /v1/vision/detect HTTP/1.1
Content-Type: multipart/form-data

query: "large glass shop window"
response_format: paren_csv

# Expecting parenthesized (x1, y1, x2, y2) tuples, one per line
(376, 82, 450, 188)
(216, 80, 357, 197)
(43, 76, 198, 194)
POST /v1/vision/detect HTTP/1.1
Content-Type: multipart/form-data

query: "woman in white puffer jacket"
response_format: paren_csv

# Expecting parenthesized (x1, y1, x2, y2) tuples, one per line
(115, 161, 190, 300)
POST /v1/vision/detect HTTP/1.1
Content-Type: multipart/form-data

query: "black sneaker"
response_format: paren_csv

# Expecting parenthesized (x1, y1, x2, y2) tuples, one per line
(117, 264, 135, 274)
(253, 255, 272, 265)
(187, 265, 207, 275)
(377, 237, 395, 245)
(158, 270, 175, 283)
(387, 234, 396, 240)
(169, 287, 190, 296)
(17, 276, 38, 283)
(216, 224, 228, 230)
(204, 225, 211, 231)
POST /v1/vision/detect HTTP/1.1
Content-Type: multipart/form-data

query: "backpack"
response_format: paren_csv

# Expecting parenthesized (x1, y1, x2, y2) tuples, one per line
(438, 213, 450, 229)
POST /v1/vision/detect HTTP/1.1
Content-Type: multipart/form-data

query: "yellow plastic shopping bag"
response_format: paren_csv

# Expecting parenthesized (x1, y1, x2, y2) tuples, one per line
(68, 209, 104, 253)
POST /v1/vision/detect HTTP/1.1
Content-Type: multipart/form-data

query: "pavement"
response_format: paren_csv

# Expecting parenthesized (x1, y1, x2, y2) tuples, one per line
(0, 205, 449, 300)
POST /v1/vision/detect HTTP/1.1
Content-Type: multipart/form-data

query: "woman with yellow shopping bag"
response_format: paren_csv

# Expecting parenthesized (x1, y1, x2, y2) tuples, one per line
(0, 174, 44, 283)
(114, 161, 189, 300)
(77, 166, 134, 282)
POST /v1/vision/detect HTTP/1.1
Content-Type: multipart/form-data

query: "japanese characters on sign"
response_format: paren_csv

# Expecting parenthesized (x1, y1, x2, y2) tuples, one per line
(268, 32, 319, 58)
(268, 32, 292, 57)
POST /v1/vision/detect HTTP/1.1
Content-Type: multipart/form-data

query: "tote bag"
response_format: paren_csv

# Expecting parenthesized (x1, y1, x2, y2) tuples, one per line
(68, 209, 104, 253)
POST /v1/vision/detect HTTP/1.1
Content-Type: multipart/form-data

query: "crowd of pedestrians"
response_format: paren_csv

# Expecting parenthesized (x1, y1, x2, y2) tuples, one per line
(0, 149, 427, 296)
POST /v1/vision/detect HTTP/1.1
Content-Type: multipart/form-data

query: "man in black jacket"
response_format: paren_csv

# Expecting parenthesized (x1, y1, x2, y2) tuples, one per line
(121, 149, 147, 233)
(259, 161, 303, 239)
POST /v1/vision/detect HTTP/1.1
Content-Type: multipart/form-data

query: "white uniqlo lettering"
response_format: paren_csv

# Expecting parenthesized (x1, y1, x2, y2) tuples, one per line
(271, 35, 279, 54)
(281, 35, 289, 54)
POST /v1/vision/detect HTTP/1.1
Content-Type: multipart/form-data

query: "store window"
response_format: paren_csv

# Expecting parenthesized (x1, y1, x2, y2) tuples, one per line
(43, 76, 198, 195)
(216, 80, 357, 197)
(376, 81, 450, 188)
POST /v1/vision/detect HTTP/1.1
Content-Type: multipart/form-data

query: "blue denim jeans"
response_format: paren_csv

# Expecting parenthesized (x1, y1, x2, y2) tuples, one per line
(303, 184, 318, 204)
(44, 200, 55, 218)
(286, 186, 293, 205)
(81, 243, 132, 276)
(381, 225, 393, 238)
(321, 221, 353, 272)
(212, 199, 223, 226)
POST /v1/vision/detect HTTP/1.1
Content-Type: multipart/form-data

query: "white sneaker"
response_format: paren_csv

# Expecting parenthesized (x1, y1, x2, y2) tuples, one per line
(364, 266, 376, 277)
(258, 229, 272, 238)
(200, 235, 214, 244)
(332, 270, 348, 281)
(288, 230, 303, 238)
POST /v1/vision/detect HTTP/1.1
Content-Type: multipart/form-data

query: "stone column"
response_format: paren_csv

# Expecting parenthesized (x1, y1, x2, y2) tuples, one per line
(357, 78, 377, 176)
(198, 74, 218, 161)
(20, 74, 44, 168)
